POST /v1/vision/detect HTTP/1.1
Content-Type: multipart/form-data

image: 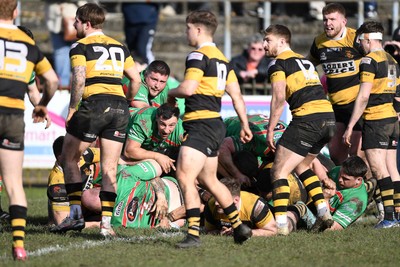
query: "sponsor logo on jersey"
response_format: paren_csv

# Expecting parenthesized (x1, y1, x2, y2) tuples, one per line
(127, 197, 139, 222)
(138, 162, 149, 173)
(188, 52, 204, 61)
(322, 60, 356, 74)
(320, 52, 327, 61)
(115, 201, 124, 216)
(361, 57, 372, 65)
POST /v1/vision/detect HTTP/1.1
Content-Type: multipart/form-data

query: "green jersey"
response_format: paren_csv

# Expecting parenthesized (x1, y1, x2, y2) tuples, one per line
(122, 72, 185, 115)
(328, 166, 368, 228)
(224, 114, 287, 158)
(94, 162, 177, 228)
(126, 106, 184, 156)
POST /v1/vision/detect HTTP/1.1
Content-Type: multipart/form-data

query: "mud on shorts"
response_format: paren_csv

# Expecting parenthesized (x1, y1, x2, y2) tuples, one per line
(362, 119, 399, 150)
(0, 113, 25, 151)
(67, 95, 129, 143)
(182, 118, 226, 157)
(333, 103, 362, 131)
(278, 118, 336, 157)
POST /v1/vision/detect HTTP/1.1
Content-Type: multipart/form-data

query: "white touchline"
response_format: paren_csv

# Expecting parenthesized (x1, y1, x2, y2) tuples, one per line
(0, 231, 183, 260)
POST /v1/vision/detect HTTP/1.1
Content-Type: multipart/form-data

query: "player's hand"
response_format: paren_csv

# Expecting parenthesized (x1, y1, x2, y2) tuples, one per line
(266, 131, 276, 153)
(239, 126, 253, 143)
(238, 175, 252, 188)
(220, 226, 233, 236)
(322, 178, 336, 191)
(150, 194, 168, 220)
(65, 107, 76, 127)
(154, 153, 176, 174)
(155, 217, 171, 229)
(342, 128, 352, 147)
(32, 105, 51, 129)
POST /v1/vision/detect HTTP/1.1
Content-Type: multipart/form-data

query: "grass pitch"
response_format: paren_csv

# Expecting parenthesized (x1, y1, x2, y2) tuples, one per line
(1, 187, 400, 267)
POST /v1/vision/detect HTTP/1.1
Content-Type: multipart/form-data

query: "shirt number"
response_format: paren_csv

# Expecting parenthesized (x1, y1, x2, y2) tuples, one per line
(295, 59, 319, 80)
(0, 40, 28, 73)
(93, 46, 124, 72)
(216, 62, 227, 90)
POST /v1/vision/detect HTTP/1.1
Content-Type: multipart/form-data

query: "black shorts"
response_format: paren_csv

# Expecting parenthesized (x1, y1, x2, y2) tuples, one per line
(67, 95, 129, 143)
(362, 119, 399, 150)
(278, 118, 336, 157)
(182, 118, 225, 157)
(0, 113, 24, 151)
(333, 104, 362, 131)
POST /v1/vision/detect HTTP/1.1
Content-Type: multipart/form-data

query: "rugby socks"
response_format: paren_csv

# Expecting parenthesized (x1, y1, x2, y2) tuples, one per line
(298, 169, 327, 217)
(223, 203, 242, 229)
(186, 208, 201, 238)
(272, 179, 290, 225)
(100, 191, 117, 217)
(393, 181, 400, 220)
(9, 205, 27, 249)
(65, 183, 83, 219)
(377, 177, 395, 221)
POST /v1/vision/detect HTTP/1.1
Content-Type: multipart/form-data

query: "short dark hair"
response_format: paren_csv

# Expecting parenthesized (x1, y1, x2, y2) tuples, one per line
(220, 177, 241, 197)
(186, 10, 218, 35)
(356, 21, 384, 37)
(145, 60, 170, 77)
(341, 156, 368, 178)
(52, 136, 64, 158)
(263, 24, 291, 45)
(156, 103, 180, 121)
(322, 3, 346, 17)
(76, 3, 105, 29)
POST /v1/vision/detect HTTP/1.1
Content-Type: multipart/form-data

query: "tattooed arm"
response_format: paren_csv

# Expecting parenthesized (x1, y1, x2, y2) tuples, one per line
(150, 177, 169, 220)
(66, 65, 86, 126)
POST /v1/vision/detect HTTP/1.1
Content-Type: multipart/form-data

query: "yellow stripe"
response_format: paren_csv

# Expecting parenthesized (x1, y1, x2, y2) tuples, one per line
(70, 200, 81, 205)
(381, 189, 394, 197)
(383, 199, 394, 206)
(102, 211, 113, 217)
(11, 219, 26, 227)
(13, 230, 25, 238)
(13, 240, 24, 248)
(0, 96, 24, 110)
(183, 110, 220, 121)
(232, 221, 241, 228)
(274, 185, 290, 194)
(188, 217, 200, 224)
(274, 199, 289, 207)
(188, 229, 199, 237)
(101, 201, 115, 208)
(308, 187, 323, 197)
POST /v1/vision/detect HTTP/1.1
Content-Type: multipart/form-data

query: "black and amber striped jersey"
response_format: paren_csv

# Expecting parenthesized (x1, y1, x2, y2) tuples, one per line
(359, 50, 399, 122)
(268, 50, 334, 122)
(309, 27, 363, 107)
(70, 32, 135, 100)
(0, 24, 52, 113)
(204, 191, 274, 230)
(182, 43, 238, 121)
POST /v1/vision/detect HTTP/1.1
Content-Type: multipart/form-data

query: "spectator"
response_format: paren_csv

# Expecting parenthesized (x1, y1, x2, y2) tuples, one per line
(230, 33, 271, 86)
(122, 2, 159, 64)
(45, 0, 82, 89)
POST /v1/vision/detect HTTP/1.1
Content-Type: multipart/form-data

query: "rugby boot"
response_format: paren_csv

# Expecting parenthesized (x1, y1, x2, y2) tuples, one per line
(233, 223, 252, 243)
(100, 221, 116, 238)
(12, 246, 27, 261)
(0, 210, 10, 221)
(175, 234, 201, 249)
(276, 222, 290, 236)
(310, 211, 334, 232)
(296, 201, 317, 230)
(50, 216, 85, 233)
(374, 219, 399, 229)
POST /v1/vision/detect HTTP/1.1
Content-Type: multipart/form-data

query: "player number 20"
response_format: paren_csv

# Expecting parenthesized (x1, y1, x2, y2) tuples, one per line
(93, 46, 124, 72)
